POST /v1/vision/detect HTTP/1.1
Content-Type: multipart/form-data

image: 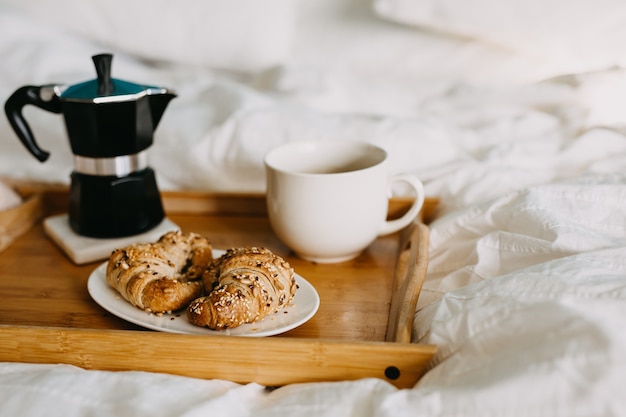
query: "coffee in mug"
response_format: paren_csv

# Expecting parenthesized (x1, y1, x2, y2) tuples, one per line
(264, 140, 425, 263)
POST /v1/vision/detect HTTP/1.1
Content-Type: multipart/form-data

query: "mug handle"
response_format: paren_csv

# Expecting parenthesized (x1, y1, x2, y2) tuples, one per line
(378, 174, 425, 236)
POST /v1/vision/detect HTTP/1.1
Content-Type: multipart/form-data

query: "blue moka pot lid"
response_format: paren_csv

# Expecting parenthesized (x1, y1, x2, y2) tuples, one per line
(59, 53, 167, 103)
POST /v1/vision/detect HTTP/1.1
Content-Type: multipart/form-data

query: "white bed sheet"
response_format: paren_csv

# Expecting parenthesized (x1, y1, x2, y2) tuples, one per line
(0, 0, 572, 192)
(2, 0, 626, 416)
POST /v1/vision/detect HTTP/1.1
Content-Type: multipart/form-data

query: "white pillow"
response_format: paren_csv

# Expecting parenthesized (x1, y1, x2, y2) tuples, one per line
(0, 0, 297, 72)
(373, 0, 626, 74)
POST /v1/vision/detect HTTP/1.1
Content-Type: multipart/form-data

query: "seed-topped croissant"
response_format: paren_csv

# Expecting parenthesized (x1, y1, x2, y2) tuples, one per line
(106, 230, 213, 313)
(187, 247, 297, 330)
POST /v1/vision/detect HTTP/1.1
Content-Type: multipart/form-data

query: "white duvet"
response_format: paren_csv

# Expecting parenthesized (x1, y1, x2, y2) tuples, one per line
(1, 0, 626, 416)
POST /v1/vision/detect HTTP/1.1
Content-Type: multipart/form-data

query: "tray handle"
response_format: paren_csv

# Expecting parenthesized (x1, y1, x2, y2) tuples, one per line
(386, 220, 430, 343)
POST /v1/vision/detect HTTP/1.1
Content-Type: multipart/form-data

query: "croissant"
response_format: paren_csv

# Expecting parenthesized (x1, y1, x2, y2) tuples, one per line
(106, 230, 213, 314)
(187, 247, 297, 330)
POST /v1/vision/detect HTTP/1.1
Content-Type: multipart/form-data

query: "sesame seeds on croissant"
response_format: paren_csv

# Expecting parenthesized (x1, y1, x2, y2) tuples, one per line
(187, 247, 297, 330)
(106, 230, 213, 314)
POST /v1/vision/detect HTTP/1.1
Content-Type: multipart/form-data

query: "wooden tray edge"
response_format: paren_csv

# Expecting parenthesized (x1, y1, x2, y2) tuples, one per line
(0, 324, 436, 389)
(386, 221, 430, 343)
(1, 178, 440, 223)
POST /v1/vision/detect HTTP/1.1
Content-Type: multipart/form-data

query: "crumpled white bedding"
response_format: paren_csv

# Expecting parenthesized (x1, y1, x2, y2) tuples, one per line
(2, 0, 626, 415)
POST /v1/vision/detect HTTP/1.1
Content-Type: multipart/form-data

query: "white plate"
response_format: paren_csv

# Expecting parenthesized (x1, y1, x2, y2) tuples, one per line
(87, 252, 320, 337)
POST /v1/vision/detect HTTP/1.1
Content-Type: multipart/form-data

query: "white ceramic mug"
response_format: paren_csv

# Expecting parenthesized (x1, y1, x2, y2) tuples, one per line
(264, 140, 425, 263)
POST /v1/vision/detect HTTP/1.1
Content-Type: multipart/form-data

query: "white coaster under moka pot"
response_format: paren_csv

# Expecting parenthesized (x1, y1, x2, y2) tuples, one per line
(44, 214, 180, 265)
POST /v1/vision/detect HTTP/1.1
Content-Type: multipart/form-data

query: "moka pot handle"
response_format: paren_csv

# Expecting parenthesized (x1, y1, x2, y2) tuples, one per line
(4, 85, 62, 162)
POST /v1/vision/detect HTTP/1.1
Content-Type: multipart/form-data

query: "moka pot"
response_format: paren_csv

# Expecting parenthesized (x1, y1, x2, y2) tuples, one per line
(4, 54, 176, 238)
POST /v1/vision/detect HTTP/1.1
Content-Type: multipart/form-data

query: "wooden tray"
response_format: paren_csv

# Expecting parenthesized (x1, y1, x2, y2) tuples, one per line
(0, 181, 438, 389)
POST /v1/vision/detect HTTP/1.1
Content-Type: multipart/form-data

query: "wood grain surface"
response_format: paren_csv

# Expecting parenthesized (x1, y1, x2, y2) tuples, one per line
(0, 183, 438, 387)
